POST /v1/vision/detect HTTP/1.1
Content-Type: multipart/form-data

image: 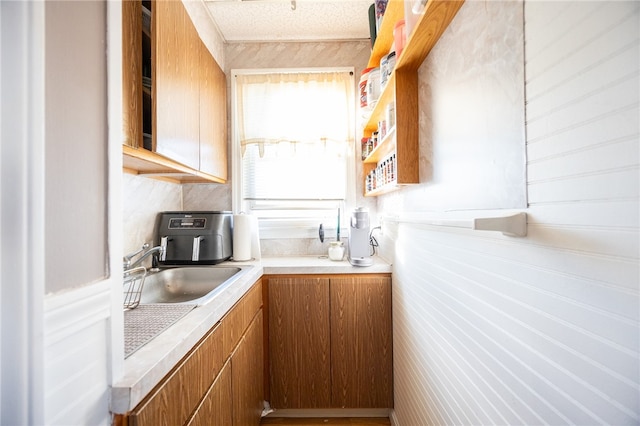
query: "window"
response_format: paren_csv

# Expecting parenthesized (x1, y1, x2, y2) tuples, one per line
(232, 69, 356, 237)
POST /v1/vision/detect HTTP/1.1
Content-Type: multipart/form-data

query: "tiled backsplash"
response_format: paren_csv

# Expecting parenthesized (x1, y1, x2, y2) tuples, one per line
(122, 174, 182, 257)
(124, 175, 340, 258)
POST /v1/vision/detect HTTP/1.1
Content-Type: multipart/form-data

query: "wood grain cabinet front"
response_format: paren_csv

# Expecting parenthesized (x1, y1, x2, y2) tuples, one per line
(121, 0, 228, 184)
(120, 279, 263, 426)
(187, 360, 232, 426)
(266, 274, 393, 410)
(330, 276, 393, 408)
(268, 277, 332, 408)
(231, 309, 264, 426)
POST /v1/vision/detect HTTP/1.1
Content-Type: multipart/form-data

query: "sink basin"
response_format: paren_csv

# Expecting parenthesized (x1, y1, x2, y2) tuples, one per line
(139, 266, 247, 305)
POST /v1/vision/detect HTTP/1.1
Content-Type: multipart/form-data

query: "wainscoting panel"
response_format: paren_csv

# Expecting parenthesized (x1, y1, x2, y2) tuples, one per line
(44, 282, 112, 425)
(384, 1, 639, 425)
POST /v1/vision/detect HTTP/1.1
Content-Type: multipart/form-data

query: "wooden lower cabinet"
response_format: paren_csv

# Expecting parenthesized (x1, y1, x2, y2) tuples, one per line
(266, 274, 393, 410)
(189, 310, 263, 426)
(330, 276, 393, 408)
(232, 310, 264, 426)
(127, 322, 226, 426)
(268, 277, 331, 408)
(121, 279, 263, 426)
(187, 360, 232, 426)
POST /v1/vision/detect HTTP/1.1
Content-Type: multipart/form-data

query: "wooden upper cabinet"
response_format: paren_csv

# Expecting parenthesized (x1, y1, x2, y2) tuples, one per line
(122, 0, 142, 148)
(122, 0, 228, 184)
(199, 38, 228, 179)
(154, 0, 200, 170)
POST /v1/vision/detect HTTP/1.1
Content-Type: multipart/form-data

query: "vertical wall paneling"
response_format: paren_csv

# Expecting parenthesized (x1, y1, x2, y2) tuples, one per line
(383, 1, 639, 425)
(44, 283, 111, 425)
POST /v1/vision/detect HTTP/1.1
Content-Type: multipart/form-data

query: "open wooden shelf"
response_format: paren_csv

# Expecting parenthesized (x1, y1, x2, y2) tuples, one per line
(362, 0, 464, 197)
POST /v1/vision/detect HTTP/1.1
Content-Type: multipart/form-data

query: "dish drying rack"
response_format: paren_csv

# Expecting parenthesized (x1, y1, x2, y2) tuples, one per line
(123, 266, 147, 309)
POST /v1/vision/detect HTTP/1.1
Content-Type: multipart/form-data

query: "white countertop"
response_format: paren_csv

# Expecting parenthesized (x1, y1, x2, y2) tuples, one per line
(111, 256, 392, 414)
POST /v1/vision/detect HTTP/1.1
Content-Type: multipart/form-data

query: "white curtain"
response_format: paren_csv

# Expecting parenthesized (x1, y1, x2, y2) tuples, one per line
(236, 70, 355, 204)
(236, 71, 355, 156)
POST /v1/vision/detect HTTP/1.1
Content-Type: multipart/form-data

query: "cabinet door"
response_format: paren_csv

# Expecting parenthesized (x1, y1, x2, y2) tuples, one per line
(330, 276, 393, 408)
(129, 322, 226, 426)
(122, 0, 142, 148)
(268, 277, 331, 408)
(199, 39, 227, 180)
(232, 310, 264, 426)
(187, 361, 232, 426)
(154, 0, 200, 169)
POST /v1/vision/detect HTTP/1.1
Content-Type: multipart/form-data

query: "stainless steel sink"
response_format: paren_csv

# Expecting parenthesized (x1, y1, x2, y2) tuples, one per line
(139, 266, 248, 306)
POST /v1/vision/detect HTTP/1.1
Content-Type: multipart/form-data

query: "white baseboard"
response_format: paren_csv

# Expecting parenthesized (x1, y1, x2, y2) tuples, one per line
(263, 408, 391, 418)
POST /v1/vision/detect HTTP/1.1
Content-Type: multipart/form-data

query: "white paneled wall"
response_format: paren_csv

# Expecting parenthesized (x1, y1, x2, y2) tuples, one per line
(44, 284, 112, 425)
(383, 1, 639, 425)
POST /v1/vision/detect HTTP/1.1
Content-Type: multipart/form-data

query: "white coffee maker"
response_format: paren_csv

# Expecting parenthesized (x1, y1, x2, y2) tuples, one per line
(348, 207, 373, 266)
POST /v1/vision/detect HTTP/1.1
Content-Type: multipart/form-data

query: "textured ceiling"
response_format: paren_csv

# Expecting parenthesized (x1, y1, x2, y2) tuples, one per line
(204, 0, 373, 42)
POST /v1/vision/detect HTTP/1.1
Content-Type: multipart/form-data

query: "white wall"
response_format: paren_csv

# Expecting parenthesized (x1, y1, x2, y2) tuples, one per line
(2, 0, 121, 424)
(382, 1, 639, 425)
(43, 2, 122, 424)
(44, 0, 108, 294)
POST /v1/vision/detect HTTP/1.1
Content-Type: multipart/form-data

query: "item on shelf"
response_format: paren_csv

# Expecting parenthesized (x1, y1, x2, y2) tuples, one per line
(143, 132, 152, 150)
(394, 19, 406, 58)
(366, 152, 397, 194)
(366, 67, 381, 108)
(142, 5, 151, 35)
(374, 0, 388, 32)
(368, 3, 377, 48)
(378, 120, 387, 142)
(380, 51, 396, 90)
(386, 102, 395, 130)
(361, 137, 371, 160)
(359, 67, 374, 109)
(372, 131, 379, 149)
(404, 0, 427, 38)
(142, 76, 152, 90)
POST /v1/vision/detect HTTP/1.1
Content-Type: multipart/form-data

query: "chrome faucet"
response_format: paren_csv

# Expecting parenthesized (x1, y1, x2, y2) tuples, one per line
(123, 243, 166, 270)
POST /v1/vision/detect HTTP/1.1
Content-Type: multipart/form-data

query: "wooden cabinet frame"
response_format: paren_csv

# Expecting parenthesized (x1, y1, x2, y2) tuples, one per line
(264, 274, 393, 409)
(122, 0, 228, 184)
(117, 279, 263, 426)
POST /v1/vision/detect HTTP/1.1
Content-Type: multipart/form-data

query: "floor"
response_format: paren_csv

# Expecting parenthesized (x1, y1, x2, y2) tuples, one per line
(260, 418, 391, 425)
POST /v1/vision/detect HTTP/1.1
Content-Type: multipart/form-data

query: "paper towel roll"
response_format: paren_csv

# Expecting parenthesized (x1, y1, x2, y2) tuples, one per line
(233, 214, 253, 261)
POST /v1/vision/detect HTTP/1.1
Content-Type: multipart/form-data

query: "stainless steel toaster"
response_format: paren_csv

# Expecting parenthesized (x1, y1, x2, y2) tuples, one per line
(154, 211, 233, 266)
